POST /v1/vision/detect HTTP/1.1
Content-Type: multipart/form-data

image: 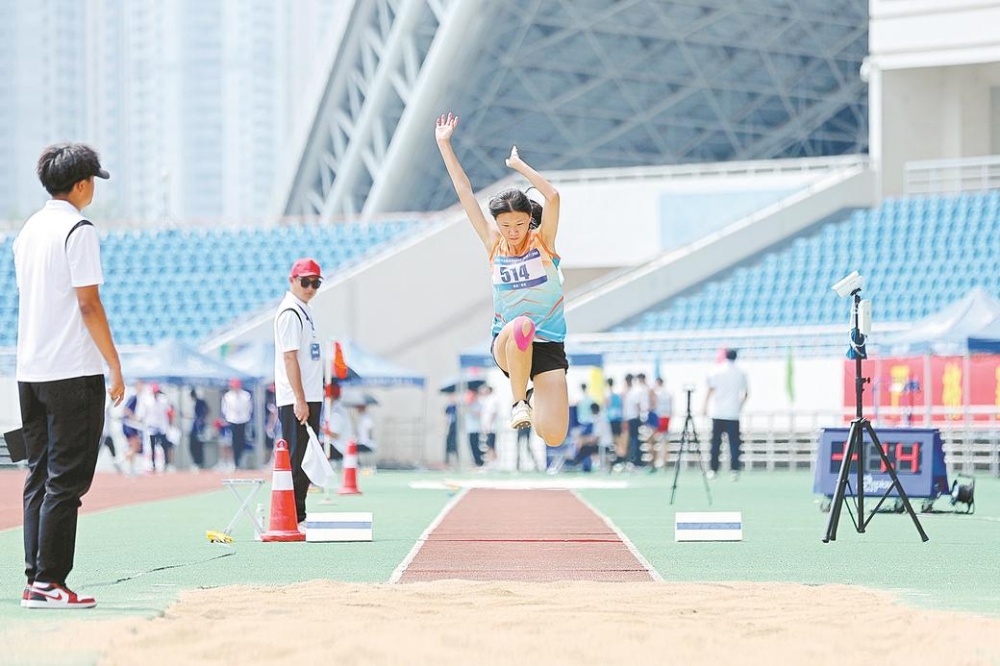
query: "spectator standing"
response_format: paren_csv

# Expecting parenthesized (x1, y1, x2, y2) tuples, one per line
(618, 374, 637, 466)
(633, 373, 654, 466)
(704, 348, 749, 480)
(652, 377, 673, 469)
(14, 143, 122, 609)
(625, 373, 649, 467)
(604, 378, 623, 456)
(444, 394, 459, 467)
(138, 383, 173, 472)
(122, 380, 145, 475)
(189, 389, 209, 470)
(274, 258, 325, 529)
(222, 378, 253, 470)
(479, 385, 498, 465)
(464, 389, 484, 467)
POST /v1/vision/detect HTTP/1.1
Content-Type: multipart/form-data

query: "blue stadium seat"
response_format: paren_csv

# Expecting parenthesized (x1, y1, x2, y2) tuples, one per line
(608, 194, 1000, 335)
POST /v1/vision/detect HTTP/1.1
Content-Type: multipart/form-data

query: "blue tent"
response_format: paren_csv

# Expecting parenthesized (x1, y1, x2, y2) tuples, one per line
(882, 288, 1000, 356)
(217, 341, 275, 380)
(335, 340, 426, 388)
(121, 339, 257, 387)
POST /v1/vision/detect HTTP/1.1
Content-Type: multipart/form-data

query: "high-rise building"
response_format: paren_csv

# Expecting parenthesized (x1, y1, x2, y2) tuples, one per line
(0, 0, 349, 227)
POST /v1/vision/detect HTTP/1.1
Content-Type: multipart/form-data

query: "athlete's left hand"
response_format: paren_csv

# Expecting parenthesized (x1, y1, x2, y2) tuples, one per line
(505, 146, 525, 170)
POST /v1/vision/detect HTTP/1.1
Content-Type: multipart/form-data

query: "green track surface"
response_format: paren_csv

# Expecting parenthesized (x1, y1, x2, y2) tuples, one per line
(0, 470, 996, 655)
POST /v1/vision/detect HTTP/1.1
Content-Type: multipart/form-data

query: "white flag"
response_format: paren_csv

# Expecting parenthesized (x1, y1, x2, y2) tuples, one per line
(302, 424, 336, 488)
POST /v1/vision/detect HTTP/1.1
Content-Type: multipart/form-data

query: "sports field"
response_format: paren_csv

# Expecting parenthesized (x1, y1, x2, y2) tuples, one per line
(0, 468, 998, 664)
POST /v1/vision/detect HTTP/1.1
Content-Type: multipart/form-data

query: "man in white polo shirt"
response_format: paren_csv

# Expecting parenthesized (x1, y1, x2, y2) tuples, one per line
(274, 258, 324, 529)
(704, 348, 749, 480)
(14, 143, 124, 609)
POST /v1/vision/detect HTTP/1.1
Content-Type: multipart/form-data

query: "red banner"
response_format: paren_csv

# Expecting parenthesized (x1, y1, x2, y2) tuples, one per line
(843, 355, 1000, 423)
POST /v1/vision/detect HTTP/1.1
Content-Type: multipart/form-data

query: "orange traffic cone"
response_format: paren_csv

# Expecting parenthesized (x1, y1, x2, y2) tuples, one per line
(262, 439, 305, 542)
(339, 439, 362, 495)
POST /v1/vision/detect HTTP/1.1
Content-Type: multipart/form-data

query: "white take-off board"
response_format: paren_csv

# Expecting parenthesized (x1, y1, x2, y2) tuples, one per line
(305, 512, 374, 542)
(674, 511, 743, 542)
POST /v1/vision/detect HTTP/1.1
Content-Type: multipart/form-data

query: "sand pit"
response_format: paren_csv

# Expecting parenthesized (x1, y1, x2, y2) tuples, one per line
(15, 580, 1000, 665)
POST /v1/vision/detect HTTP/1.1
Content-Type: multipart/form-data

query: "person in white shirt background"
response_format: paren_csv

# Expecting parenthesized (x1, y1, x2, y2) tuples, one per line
(478, 385, 498, 465)
(137, 383, 174, 472)
(626, 373, 652, 467)
(464, 390, 484, 468)
(652, 377, 673, 469)
(703, 348, 749, 480)
(221, 378, 253, 470)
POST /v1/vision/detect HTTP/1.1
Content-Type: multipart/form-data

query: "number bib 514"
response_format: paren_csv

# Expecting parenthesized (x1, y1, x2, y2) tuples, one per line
(493, 248, 548, 291)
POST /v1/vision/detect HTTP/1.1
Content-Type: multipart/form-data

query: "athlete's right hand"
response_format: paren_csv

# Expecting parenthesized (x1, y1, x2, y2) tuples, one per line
(108, 367, 125, 406)
(435, 112, 458, 142)
(294, 399, 309, 424)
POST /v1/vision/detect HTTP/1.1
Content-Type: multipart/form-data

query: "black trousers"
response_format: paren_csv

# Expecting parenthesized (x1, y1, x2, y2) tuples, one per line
(468, 433, 484, 467)
(278, 403, 320, 524)
(710, 418, 742, 472)
(627, 417, 642, 465)
(189, 429, 205, 468)
(229, 422, 247, 468)
(19, 375, 105, 585)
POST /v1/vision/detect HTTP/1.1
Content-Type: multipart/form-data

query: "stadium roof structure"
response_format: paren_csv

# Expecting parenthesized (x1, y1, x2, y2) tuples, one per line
(281, 0, 868, 219)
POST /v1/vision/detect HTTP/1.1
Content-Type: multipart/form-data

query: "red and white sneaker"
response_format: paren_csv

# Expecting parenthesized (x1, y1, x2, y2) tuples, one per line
(20, 585, 30, 608)
(23, 582, 96, 609)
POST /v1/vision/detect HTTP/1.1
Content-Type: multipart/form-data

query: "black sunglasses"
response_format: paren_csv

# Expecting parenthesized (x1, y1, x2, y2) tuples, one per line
(298, 277, 322, 289)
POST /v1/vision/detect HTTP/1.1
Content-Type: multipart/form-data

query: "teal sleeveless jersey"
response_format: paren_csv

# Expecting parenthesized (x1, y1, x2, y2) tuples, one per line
(489, 230, 566, 342)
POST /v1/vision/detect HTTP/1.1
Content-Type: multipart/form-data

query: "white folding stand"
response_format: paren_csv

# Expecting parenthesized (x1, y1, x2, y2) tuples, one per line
(222, 478, 266, 539)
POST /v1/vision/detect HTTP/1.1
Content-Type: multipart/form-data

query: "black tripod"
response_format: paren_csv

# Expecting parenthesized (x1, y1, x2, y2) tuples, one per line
(669, 389, 712, 505)
(822, 291, 928, 543)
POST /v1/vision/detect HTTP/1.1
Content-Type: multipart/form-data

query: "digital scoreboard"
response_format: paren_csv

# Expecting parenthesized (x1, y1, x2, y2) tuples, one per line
(813, 428, 949, 500)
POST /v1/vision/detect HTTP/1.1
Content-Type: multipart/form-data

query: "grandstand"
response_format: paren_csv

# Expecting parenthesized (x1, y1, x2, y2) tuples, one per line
(0, 219, 425, 346)
(595, 191, 1000, 360)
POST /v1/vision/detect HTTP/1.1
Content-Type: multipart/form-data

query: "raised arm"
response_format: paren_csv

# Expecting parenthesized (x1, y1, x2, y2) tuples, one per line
(505, 146, 560, 248)
(435, 113, 495, 252)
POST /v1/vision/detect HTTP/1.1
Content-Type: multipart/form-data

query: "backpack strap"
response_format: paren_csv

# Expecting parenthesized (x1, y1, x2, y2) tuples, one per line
(64, 220, 93, 250)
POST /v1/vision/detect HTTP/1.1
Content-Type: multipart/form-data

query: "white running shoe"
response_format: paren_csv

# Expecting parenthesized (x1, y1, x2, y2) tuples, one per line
(509, 401, 532, 429)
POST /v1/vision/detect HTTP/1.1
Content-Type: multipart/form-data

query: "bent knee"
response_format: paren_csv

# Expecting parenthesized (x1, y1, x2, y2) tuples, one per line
(510, 316, 535, 352)
(536, 423, 568, 447)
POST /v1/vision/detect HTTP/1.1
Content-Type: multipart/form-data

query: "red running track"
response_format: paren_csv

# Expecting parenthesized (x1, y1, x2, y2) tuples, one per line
(0, 469, 263, 531)
(398, 488, 656, 583)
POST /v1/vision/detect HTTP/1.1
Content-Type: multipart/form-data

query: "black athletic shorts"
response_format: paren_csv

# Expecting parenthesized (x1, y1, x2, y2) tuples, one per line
(491, 336, 569, 379)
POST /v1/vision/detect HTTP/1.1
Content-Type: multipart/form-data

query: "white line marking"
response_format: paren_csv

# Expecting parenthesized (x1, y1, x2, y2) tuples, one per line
(387, 487, 470, 584)
(409, 479, 630, 490)
(572, 489, 663, 582)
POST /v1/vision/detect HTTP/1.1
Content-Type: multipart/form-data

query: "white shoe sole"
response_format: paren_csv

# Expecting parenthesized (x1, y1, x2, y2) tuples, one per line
(23, 600, 96, 609)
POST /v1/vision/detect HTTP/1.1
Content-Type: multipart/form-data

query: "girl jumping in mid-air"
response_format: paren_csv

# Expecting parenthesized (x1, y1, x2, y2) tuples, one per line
(435, 111, 569, 447)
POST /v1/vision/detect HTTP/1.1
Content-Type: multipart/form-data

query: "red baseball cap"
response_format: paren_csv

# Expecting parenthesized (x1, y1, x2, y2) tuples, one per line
(290, 258, 322, 278)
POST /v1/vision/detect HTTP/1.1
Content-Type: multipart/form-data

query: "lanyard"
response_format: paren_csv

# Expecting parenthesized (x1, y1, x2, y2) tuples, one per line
(295, 303, 315, 334)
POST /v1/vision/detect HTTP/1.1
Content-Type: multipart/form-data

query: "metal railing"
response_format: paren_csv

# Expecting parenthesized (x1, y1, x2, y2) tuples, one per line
(480, 406, 1000, 477)
(904, 155, 1000, 196)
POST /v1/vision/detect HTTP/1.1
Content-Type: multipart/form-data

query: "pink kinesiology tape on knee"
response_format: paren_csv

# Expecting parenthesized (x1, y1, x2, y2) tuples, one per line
(513, 317, 535, 351)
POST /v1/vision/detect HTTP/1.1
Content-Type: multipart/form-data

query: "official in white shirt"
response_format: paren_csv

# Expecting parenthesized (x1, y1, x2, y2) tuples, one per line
(221, 379, 253, 469)
(274, 258, 325, 527)
(704, 348, 749, 479)
(14, 143, 123, 609)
